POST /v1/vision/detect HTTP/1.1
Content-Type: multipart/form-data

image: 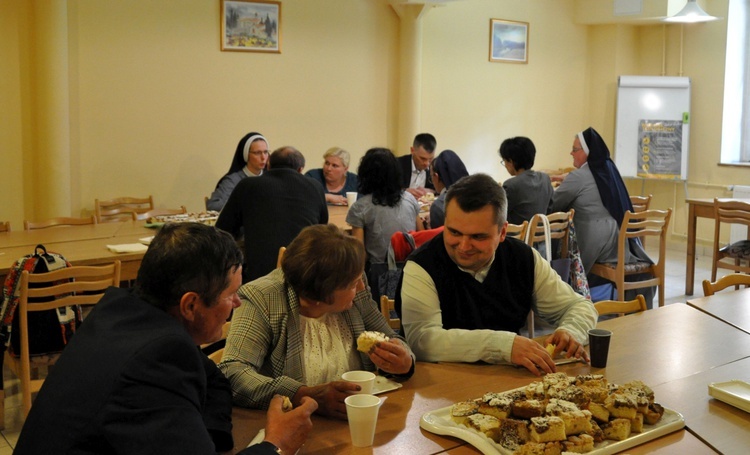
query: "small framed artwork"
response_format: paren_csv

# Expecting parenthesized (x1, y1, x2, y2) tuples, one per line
(489, 19, 529, 63)
(221, 0, 281, 53)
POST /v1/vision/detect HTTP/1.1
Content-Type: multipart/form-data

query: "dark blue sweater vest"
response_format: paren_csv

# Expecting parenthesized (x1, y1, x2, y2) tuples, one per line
(399, 233, 535, 333)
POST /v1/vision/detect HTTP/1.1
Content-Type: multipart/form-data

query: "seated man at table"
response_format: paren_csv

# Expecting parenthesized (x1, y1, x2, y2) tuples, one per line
(398, 132, 437, 199)
(216, 146, 328, 283)
(397, 173, 597, 376)
(14, 223, 317, 455)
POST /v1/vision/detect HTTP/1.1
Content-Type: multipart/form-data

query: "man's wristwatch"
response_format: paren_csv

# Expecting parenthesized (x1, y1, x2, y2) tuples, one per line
(257, 441, 282, 454)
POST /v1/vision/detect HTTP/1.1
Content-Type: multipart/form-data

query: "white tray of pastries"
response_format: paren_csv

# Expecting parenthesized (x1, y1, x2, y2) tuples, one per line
(145, 211, 219, 227)
(420, 374, 684, 455)
(708, 379, 750, 413)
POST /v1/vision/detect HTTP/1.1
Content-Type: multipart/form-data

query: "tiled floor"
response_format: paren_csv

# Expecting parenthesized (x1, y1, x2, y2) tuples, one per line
(0, 245, 715, 451)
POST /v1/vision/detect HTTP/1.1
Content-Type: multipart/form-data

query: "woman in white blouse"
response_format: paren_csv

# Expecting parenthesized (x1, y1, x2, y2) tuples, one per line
(219, 224, 415, 420)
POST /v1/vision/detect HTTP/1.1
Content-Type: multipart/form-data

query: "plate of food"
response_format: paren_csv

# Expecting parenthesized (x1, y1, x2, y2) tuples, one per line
(144, 211, 219, 228)
(373, 375, 403, 395)
(420, 374, 684, 455)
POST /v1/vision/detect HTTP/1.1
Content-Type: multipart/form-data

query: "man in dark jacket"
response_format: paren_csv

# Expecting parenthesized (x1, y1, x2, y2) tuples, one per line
(217, 146, 328, 282)
(15, 223, 317, 454)
(398, 132, 436, 198)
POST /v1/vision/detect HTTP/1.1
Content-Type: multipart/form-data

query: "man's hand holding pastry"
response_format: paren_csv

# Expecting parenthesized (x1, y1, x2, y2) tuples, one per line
(511, 336, 556, 376)
(545, 329, 589, 363)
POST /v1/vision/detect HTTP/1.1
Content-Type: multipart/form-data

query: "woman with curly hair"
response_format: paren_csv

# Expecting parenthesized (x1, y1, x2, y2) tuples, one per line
(346, 148, 424, 292)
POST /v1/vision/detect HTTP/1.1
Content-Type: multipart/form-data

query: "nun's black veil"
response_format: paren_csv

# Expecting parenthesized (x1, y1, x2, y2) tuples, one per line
(432, 149, 469, 188)
(214, 132, 265, 190)
(581, 127, 634, 226)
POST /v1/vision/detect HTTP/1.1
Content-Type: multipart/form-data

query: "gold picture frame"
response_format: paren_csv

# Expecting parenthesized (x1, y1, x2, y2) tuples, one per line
(489, 19, 528, 63)
(221, 0, 281, 53)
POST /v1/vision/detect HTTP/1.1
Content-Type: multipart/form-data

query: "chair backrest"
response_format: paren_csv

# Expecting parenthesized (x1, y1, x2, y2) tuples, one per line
(714, 198, 750, 244)
(630, 195, 652, 213)
(390, 227, 445, 263)
(526, 210, 575, 258)
(16, 261, 121, 414)
(629, 195, 652, 246)
(132, 206, 188, 221)
(505, 221, 528, 241)
(95, 196, 154, 223)
(277, 246, 286, 268)
(617, 208, 672, 259)
(594, 295, 647, 317)
(23, 216, 97, 231)
(380, 295, 400, 331)
(0, 221, 10, 232)
(702, 273, 750, 296)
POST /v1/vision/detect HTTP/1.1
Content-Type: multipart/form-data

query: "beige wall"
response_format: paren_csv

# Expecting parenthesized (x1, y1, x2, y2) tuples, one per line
(0, 0, 739, 253)
(421, 0, 588, 178)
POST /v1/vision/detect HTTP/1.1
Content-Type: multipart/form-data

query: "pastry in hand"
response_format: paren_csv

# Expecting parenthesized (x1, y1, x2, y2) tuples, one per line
(281, 396, 293, 412)
(357, 331, 389, 353)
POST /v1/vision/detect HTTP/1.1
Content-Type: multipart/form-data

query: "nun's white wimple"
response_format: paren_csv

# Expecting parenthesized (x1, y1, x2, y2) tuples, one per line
(576, 132, 589, 156)
(243, 135, 269, 162)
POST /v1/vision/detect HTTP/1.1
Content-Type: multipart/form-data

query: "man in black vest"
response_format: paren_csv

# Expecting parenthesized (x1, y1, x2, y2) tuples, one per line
(397, 174, 597, 376)
(398, 132, 436, 199)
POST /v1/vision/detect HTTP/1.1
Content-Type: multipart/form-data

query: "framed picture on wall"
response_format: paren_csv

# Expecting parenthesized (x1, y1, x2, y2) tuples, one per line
(489, 19, 528, 63)
(221, 0, 281, 53)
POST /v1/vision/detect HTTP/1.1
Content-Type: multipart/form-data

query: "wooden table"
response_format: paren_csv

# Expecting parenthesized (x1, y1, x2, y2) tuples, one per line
(652, 356, 750, 454)
(685, 198, 750, 296)
(0, 221, 155, 282)
(0, 222, 124, 248)
(328, 205, 350, 232)
(687, 288, 750, 335)
(226, 304, 744, 454)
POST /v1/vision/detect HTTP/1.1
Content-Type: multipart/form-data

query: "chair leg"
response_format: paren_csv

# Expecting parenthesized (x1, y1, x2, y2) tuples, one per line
(658, 282, 665, 308)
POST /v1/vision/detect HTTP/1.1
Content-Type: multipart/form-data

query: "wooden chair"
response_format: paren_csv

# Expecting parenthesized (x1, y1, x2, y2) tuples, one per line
(132, 206, 187, 221)
(23, 216, 97, 230)
(711, 199, 750, 281)
(2, 261, 121, 425)
(630, 195, 652, 213)
(702, 273, 750, 296)
(95, 196, 154, 223)
(594, 295, 647, 318)
(589, 208, 672, 307)
(523, 210, 575, 338)
(630, 194, 652, 247)
(380, 295, 400, 332)
(0, 221, 10, 233)
(505, 221, 528, 240)
(526, 209, 575, 258)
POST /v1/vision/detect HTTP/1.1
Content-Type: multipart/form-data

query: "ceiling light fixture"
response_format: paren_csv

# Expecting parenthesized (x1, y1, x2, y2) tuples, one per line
(663, 0, 720, 23)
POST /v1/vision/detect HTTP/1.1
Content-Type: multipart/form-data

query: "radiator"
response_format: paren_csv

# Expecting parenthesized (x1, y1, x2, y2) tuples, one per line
(731, 185, 750, 243)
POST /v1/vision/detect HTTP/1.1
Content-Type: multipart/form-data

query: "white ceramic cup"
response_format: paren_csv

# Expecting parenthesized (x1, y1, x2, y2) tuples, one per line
(342, 370, 376, 394)
(345, 394, 382, 447)
(346, 191, 358, 207)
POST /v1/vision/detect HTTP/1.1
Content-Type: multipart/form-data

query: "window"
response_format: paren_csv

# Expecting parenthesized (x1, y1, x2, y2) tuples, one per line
(720, 0, 750, 163)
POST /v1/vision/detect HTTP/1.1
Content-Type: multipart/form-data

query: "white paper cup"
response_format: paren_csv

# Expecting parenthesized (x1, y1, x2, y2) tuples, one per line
(342, 370, 376, 394)
(346, 192, 358, 207)
(345, 394, 381, 447)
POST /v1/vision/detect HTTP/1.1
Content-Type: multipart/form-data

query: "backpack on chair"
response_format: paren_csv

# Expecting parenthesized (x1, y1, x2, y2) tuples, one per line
(0, 244, 82, 357)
